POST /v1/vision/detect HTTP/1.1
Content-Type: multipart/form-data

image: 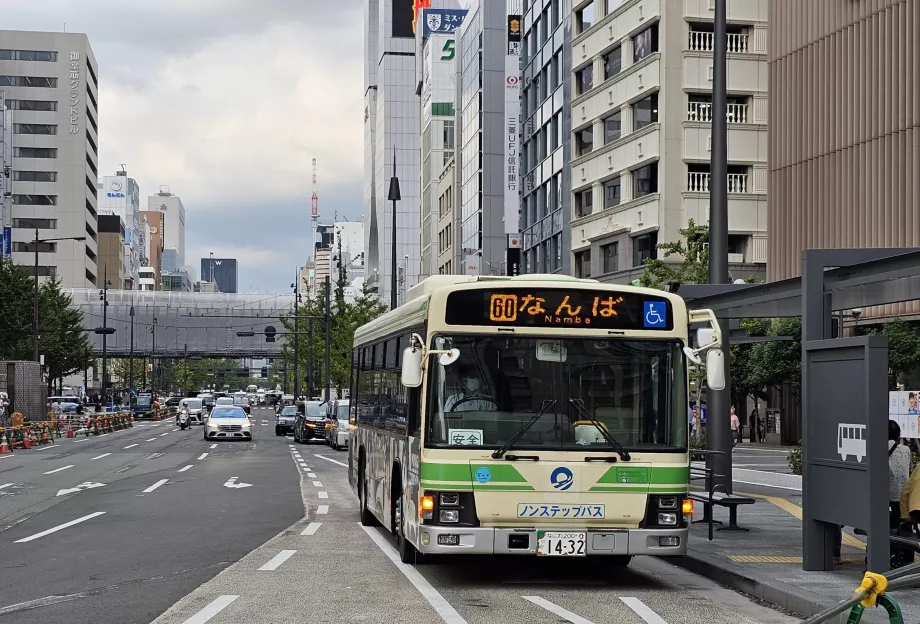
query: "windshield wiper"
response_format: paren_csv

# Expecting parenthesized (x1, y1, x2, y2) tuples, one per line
(568, 399, 631, 461)
(491, 399, 557, 459)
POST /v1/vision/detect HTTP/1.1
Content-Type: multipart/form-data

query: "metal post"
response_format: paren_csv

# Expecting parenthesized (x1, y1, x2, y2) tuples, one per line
(706, 0, 732, 493)
(101, 267, 108, 403)
(151, 317, 157, 394)
(32, 228, 40, 362)
(325, 275, 331, 402)
(293, 275, 301, 399)
(307, 319, 313, 399)
(387, 147, 401, 310)
(129, 306, 135, 391)
(183, 344, 188, 396)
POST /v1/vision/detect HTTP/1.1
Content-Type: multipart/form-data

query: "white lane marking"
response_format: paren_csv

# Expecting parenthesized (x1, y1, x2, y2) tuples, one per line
(172, 428, 179, 432)
(287, 445, 295, 448)
(361, 525, 468, 624)
(91, 453, 112, 460)
(124, 444, 139, 449)
(56, 482, 105, 497)
(258, 549, 297, 571)
(318, 491, 328, 499)
(523, 597, 596, 624)
(619, 597, 669, 624)
(14, 512, 106, 543)
(75, 438, 90, 443)
(142, 479, 169, 493)
(197, 453, 208, 460)
(160, 432, 170, 437)
(43, 465, 75, 474)
(209, 443, 217, 449)
(0, 483, 14, 490)
(0, 592, 85, 615)
(316, 505, 329, 515)
(314, 454, 348, 468)
(145, 438, 157, 442)
(223, 477, 253, 489)
(312, 480, 323, 487)
(181, 595, 239, 624)
(301, 522, 322, 536)
(307, 472, 316, 478)
(98, 433, 109, 437)
(177, 465, 193, 472)
(36, 444, 59, 451)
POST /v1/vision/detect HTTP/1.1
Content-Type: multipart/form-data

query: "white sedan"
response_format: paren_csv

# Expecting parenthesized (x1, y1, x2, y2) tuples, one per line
(204, 406, 252, 441)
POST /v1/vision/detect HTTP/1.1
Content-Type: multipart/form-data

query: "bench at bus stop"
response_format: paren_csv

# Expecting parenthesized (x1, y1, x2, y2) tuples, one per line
(689, 450, 755, 541)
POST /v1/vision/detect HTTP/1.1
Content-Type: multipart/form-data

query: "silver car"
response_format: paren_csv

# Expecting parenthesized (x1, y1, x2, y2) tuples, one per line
(178, 398, 205, 425)
(204, 406, 252, 441)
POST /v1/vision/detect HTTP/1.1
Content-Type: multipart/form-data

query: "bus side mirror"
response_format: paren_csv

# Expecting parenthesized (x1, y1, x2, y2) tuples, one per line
(706, 349, 726, 391)
(401, 347, 424, 388)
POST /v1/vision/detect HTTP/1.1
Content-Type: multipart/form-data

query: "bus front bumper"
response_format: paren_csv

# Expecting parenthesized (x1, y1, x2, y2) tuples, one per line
(415, 526, 688, 556)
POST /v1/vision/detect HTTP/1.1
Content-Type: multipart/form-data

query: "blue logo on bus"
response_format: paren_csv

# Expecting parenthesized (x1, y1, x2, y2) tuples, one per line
(643, 301, 667, 328)
(474, 467, 492, 483)
(550, 467, 574, 491)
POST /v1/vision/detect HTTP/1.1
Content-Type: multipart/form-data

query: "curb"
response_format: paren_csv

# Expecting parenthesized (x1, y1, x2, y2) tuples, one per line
(671, 550, 849, 624)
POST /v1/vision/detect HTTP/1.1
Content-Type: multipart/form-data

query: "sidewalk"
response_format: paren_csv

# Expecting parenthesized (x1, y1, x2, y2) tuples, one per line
(673, 487, 920, 624)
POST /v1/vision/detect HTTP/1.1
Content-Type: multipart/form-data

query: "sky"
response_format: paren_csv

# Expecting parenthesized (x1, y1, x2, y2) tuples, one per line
(4, 0, 365, 293)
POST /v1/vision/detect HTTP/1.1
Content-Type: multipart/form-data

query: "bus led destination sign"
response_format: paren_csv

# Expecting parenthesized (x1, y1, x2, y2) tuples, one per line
(445, 289, 673, 330)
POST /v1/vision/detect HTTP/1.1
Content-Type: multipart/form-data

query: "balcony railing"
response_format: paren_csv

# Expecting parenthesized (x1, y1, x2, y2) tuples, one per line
(687, 172, 750, 193)
(688, 31, 750, 53)
(687, 102, 750, 123)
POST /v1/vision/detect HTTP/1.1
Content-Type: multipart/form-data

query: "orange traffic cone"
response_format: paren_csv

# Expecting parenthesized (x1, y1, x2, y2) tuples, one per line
(23, 430, 31, 449)
(31, 429, 39, 446)
(42, 428, 50, 444)
(0, 431, 10, 454)
(67, 419, 74, 438)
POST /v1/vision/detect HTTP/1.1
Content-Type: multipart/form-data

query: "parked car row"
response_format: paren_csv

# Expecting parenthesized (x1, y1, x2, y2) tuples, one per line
(284, 398, 349, 451)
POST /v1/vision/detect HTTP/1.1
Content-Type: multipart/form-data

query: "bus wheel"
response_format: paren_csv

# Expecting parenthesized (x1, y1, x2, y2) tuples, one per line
(359, 458, 377, 527)
(393, 483, 422, 564)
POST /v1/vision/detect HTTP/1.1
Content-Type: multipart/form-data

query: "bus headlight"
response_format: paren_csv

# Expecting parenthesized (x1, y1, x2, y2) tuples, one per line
(657, 496, 678, 510)
(439, 509, 460, 523)
(439, 493, 460, 506)
(657, 512, 678, 526)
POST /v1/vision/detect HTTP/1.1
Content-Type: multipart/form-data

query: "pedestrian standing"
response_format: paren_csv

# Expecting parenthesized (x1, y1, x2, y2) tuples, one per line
(889, 420, 911, 526)
(730, 407, 741, 445)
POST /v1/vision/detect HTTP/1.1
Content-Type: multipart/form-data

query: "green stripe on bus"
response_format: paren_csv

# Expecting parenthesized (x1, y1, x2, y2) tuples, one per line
(419, 463, 528, 483)
(473, 484, 536, 491)
(595, 466, 688, 485)
(588, 485, 689, 493)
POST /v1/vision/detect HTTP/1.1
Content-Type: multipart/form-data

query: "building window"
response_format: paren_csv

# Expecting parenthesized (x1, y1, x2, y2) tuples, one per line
(12, 195, 57, 206)
(12, 218, 57, 229)
(633, 233, 658, 267)
(0, 50, 57, 61)
(13, 123, 57, 135)
(443, 120, 455, 151)
(633, 24, 659, 62)
(576, 64, 593, 95)
(0, 76, 58, 88)
(14, 147, 57, 158)
(574, 250, 591, 278)
(32, 266, 57, 277)
(12, 241, 56, 254)
(5, 99, 57, 111)
(604, 178, 621, 208)
(14, 171, 57, 182)
(576, 128, 594, 156)
(602, 242, 619, 273)
(604, 111, 621, 143)
(576, 2, 595, 33)
(604, 47, 621, 79)
(574, 188, 593, 218)
(606, 0, 624, 13)
(633, 93, 659, 129)
(634, 162, 659, 196)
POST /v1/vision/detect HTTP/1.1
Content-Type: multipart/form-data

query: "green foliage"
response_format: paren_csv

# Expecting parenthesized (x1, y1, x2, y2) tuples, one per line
(689, 433, 707, 462)
(787, 441, 803, 475)
(0, 259, 37, 360)
(745, 317, 802, 394)
(868, 320, 920, 389)
(640, 219, 710, 288)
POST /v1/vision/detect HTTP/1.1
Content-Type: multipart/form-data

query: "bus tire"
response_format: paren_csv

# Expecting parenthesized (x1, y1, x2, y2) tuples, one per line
(359, 455, 377, 527)
(392, 474, 423, 565)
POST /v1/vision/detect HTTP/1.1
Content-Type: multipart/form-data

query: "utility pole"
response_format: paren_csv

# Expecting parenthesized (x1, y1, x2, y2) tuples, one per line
(129, 305, 135, 391)
(293, 274, 301, 399)
(151, 317, 158, 394)
(183, 343, 189, 396)
(307, 318, 313, 399)
(707, 0, 732, 493)
(324, 275, 331, 402)
(100, 267, 109, 402)
(387, 147, 401, 310)
(32, 228, 40, 362)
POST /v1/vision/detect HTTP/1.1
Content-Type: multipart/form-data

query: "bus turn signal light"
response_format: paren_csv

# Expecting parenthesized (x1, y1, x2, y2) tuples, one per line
(682, 499, 693, 515)
(420, 495, 435, 519)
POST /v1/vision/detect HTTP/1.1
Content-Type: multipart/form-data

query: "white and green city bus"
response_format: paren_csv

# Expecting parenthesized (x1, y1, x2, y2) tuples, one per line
(348, 274, 725, 564)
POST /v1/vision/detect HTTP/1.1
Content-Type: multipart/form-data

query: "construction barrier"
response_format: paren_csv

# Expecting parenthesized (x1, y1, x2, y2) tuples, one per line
(0, 410, 139, 453)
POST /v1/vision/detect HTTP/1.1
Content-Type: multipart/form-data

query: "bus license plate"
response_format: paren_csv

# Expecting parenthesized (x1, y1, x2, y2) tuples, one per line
(537, 531, 586, 557)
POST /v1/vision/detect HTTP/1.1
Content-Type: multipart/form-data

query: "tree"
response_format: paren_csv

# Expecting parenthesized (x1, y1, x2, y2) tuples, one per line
(39, 278, 94, 393)
(640, 219, 710, 288)
(869, 320, 920, 389)
(745, 317, 802, 399)
(0, 259, 36, 360)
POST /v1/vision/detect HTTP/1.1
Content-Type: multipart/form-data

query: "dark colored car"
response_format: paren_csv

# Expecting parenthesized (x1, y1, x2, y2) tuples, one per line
(275, 406, 298, 436)
(293, 402, 326, 443)
(132, 394, 154, 419)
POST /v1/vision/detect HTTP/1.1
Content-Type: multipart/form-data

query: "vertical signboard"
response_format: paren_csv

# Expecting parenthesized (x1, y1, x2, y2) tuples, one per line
(506, 234, 521, 276)
(2, 226, 11, 258)
(69, 52, 81, 135)
(504, 4, 522, 236)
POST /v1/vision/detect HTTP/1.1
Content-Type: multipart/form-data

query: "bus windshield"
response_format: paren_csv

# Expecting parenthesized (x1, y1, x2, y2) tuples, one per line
(426, 336, 687, 451)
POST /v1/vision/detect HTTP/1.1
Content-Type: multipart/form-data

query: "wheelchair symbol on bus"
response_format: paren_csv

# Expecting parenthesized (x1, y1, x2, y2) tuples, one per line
(643, 302, 667, 328)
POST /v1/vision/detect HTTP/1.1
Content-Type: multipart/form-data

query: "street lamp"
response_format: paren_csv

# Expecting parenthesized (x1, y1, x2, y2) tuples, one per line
(150, 316, 158, 393)
(387, 147, 401, 310)
(291, 276, 302, 398)
(99, 268, 111, 402)
(31, 228, 86, 362)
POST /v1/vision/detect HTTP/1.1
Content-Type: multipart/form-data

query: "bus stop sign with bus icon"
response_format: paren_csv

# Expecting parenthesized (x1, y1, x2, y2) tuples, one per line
(837, 423, 867, 462)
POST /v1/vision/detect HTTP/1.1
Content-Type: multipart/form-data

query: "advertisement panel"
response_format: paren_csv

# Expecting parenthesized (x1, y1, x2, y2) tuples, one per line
(504, 4, 522, 235)
(422, 33, 459, 127)
(421, 8, 468, 36)
(889, 390, 920, 439)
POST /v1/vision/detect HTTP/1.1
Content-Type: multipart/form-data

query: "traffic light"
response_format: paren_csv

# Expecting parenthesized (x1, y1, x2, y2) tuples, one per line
(261, 367, 268, 378)
(236, 368, 249, 378)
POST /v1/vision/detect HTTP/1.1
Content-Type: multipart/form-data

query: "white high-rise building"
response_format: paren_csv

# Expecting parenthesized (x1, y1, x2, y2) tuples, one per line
(99, 170, 141, 289)
(1, 31, 100, 287)
(333, 221, 366, 292)
(148, 185, 186, 267)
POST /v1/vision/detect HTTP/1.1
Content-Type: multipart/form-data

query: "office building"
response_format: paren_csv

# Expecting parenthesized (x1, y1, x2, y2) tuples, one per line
(138, 267, 156, 291)
(314, 223, 334, 252)
(566, 0, 768, 283)
(333, 221, 366, 285)
(160, 271, 192, 292)
(768, 0, 919, 320)
(455, 0, 522, 277)
(96, 214, 125, 287)
(200, 257, 238, 293)
(140, 210, 164, 284)
(1, 31, 100, 287)
(99, 170, 141, 289)
(148, 185, 186, 267)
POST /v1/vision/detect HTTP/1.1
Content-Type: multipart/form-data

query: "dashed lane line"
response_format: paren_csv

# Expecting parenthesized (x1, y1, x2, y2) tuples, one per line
(0, 483, 14, 491)
(197, 453, 208, 460)
(142, 479, 169, 493)
(181, 595, 239, 624)
(318, 491, 328, 499)
(258, 550, 297, 571)
(300, 522, 322, 536)
(209, 443, 217, 449)
(145, 438, 157, 442)
(160, 432, 170, 437)
(43, 465, 75, 474)
(14, 512, 106, 543)
(91, 453, 111, 460)
(314, 454, 348, 468)
(316, 505, 329, 515)
(361, 525, 468, 624)
(312, 481, 323, 487)
(36, 444, 59, 451)
(619, 597, 669, 624)
(177, 465, 193, 473)
(124, 444, 139, 449)
(523, 597, 595, 624)
(307, 472, 316, 478)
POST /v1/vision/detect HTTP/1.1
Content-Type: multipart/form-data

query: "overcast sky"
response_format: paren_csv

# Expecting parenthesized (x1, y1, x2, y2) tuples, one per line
(5, 0, 364, 293)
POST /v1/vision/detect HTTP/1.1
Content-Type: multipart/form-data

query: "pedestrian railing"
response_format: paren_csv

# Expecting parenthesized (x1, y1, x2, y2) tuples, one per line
(800, 562, 919, 624)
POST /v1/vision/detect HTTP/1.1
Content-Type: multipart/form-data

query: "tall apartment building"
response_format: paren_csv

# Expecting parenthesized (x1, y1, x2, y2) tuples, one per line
(97, 214, 125, 287)
(1, 31, 100, 287)
(768, 0, 919, 317)
(200, 257, 238, 293)
(521, 0, 570, 276)
(566, 0, 768, 283)
(140, 210, 164, 285)
(147, 185, 186, 267)
(99, 170, 141, 289)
